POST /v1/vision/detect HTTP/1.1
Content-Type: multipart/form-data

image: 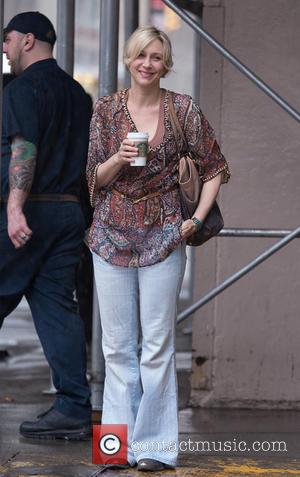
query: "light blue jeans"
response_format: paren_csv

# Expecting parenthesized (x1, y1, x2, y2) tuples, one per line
(92, 243, 186, 466)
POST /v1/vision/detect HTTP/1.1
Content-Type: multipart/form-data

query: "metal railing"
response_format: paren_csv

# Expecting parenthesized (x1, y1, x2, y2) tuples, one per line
(163, 0, 300, 124)
(162, 0, 300, 322)
(177, 226, 300, 323)
(219, 228, 300, 238)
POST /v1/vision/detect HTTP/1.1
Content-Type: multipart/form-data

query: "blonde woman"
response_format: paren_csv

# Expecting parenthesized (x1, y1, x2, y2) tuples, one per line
(87, 26, 229, 471)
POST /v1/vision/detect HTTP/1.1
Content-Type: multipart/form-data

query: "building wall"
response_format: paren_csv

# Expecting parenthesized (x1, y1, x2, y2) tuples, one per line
(191, 0, 300, 408)
(3, 0, 55, 28)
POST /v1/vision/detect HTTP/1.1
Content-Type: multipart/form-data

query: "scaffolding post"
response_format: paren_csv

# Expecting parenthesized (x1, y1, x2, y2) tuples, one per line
(91, 276, 104, 412)
(56, 0, 75, 76)
(90, 0, 120, 414)
(193, 14, 202, 104)
(99, 0, 120, 97)
(124, 0, 139, 88)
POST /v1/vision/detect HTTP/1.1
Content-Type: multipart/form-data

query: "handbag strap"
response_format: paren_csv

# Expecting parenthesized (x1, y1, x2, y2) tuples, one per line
(168, 92, 187, 153)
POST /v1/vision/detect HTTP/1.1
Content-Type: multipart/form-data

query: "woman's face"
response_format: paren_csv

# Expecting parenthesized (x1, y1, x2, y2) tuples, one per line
(129, 38, 166, 88)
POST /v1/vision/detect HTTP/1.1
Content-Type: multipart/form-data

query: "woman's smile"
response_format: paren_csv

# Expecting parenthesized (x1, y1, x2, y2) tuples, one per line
(129, 38, 166, 87)
(138, 70, 154, 78)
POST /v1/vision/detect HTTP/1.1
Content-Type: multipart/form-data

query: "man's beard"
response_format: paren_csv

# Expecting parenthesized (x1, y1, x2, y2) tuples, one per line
(9, 53, 22, 76)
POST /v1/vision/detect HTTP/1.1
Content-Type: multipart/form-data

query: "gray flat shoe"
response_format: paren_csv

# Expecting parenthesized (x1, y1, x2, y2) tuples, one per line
(137, 458, 171, 471)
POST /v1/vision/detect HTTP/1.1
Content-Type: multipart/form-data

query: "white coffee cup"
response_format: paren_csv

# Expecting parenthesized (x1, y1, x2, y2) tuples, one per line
(127, 132, 149, 166)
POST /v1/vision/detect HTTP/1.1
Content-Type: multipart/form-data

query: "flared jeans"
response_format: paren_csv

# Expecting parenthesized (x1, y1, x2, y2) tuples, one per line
(92, 243, 186, 466)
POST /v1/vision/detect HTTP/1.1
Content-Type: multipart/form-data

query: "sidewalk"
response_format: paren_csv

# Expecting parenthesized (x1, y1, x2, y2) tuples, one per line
(1, 302, 300, 476)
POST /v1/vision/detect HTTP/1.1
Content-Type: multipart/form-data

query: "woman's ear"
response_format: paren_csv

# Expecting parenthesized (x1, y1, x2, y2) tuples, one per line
(161, 68, 169, 79)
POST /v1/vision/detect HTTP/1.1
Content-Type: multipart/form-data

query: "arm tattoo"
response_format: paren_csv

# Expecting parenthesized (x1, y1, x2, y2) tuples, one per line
(9, 137, 37, 192)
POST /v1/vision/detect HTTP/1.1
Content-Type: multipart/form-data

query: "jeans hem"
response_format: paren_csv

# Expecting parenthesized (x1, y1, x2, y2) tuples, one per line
(54, 400, 91, 421)
(134, 453, 177, 467)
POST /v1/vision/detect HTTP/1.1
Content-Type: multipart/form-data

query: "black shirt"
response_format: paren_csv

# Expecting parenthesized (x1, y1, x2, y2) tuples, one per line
(1, 59, 92, 197)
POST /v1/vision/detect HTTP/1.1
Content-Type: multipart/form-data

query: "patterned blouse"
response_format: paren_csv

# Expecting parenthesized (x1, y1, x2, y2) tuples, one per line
(86, 88, 230, 267)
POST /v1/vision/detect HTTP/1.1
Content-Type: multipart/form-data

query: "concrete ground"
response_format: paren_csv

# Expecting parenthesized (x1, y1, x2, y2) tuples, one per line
(0, 301, 300, 477)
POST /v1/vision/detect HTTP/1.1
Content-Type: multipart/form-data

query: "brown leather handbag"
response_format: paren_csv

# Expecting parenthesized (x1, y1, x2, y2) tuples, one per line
(168, 94, 224, 246)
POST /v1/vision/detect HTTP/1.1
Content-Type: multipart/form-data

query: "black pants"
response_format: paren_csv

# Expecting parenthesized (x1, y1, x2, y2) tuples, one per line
(0, 201, 91, 419)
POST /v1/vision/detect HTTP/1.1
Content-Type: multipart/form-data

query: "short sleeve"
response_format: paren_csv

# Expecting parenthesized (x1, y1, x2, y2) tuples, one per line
(86, 98, 109, 206)
(184, 101, 230, 183)
(3, 79, 40, 146)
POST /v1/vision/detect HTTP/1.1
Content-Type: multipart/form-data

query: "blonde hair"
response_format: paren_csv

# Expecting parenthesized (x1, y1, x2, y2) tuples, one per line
(123, 26, 173, 75)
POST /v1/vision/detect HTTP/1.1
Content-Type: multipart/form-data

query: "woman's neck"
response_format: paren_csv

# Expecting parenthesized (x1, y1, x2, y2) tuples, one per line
(128, 83, 162, 108)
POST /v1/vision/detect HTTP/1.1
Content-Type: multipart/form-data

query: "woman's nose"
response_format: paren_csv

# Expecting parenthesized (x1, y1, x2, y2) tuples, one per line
(142, 57, 151, 67)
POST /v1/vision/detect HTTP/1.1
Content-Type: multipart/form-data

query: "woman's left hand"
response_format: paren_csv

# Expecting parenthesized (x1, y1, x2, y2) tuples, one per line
(180, 219, 197, 240)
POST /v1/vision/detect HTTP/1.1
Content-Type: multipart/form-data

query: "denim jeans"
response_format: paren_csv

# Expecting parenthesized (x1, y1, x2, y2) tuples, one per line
(92, 243, 186, 466)
(0, 201, 91, 420)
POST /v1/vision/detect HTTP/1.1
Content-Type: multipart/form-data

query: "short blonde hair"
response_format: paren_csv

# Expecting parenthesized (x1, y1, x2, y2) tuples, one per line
(123, 26, 173, 75)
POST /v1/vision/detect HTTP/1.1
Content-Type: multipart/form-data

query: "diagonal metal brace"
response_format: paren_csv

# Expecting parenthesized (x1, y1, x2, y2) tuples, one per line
(162, 0, 300, 123)
(177, 226, 300, 323)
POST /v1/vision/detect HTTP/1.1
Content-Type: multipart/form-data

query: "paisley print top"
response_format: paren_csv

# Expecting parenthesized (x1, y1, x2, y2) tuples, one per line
(86, 88, 230, 267)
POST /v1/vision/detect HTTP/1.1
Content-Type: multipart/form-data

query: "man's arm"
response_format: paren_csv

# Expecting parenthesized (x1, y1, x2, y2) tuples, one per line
(7, 135, 37, 249)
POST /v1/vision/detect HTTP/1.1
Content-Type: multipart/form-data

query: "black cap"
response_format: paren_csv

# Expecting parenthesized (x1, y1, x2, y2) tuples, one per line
(4, 11, 56, 46)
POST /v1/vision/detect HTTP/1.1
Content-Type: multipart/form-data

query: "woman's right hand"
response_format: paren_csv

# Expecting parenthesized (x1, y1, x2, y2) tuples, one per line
(114, 139, 138, 166)
(95, 139, 139, 189)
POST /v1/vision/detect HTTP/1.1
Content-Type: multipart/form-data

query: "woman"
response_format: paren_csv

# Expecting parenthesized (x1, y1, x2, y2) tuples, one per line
(87, 26, 230, 471)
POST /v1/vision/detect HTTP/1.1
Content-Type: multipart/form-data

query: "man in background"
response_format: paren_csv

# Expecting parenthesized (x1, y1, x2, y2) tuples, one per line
(0, 11, 92, 439)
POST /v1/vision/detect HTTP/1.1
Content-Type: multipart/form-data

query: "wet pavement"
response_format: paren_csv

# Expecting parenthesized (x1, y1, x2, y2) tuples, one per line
(1, 301, 300, 476)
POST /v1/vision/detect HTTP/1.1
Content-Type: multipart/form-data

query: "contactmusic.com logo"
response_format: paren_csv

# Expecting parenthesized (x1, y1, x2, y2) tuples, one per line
(93, 424, 128, 465)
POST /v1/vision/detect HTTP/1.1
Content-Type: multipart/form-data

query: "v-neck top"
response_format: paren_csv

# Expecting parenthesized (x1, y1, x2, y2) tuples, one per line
(86, 89, 230, 267)
(121, 88, 166, 149)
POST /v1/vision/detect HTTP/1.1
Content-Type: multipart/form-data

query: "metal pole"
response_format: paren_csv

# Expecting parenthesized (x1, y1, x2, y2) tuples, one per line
(42, 370, 56, 395)
(189, 13, 203, 322)
(162, 0, 300, 124)
(99, 0, 120, 97)
(91, 0, 120, 413)
(193, 14, 202, 104)
(56, 0, 75, 76)
(91, 276, 104, 412)
(124, 0, 139, 88)
(178, 225, 300, 323)
(219, 228, 300, 238)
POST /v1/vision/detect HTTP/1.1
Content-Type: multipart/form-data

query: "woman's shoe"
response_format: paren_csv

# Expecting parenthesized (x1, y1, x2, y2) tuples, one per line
(137, 458, 169, 471)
